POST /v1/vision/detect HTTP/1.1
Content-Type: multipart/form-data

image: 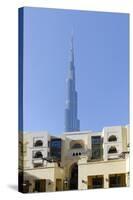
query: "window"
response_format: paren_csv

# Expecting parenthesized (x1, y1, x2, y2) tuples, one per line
(92, 136, 102, 145)
(50, 138, 61, 161)
(108, 135, 117, 142)
(72, 152, 81, 156)
(109, 174, 126, 187)
(51, 140, 61, 148)
(91, 136, 103, 159)
(34, 151, 43, 158)
(108, 146, 117, 154)
(71, 143, 83, 149)
(34, 179, 46, 192)
(92, 177, 103, 189)
(34, 140, 43, 147)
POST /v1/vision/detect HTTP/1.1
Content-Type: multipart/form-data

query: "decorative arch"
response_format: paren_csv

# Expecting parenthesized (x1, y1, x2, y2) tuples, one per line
(34, 151, 43, 158)
(71, 143, 83, 149)
(70, 140, 84, 149)
(34, 140, 43, 147)
(108, 135, 117, 142)
(69, 163, 78, 190)
(108, 146, 117, 154)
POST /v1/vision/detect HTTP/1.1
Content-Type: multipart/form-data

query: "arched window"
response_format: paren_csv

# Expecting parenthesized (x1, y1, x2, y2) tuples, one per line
(34, 140, 43, 147)
(71, 143, 83, 149)
(108, 146, 117, 154)
(73, 153, 75, 156)
(79, 152, 81, 156)
(34, 151, 43, 158)
(108, 135, 117, 142)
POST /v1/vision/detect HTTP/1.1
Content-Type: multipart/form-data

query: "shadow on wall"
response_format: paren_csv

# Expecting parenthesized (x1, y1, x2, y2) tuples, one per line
(8, 184, 18, 191)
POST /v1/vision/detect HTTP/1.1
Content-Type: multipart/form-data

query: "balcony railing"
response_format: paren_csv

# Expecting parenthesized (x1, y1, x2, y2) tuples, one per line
(32, 158, 43, 164)
(108, 153, 120, 160)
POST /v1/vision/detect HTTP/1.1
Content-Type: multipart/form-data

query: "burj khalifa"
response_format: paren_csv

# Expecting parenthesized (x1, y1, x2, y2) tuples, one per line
(64, 34, 80, 132)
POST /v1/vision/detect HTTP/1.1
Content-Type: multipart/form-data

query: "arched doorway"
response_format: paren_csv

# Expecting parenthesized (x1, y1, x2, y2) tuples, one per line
(69, 163, 78, 190)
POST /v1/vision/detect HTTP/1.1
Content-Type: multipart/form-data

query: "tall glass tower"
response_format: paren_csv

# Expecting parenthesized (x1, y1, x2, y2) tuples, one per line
(64, 34, 80, 132)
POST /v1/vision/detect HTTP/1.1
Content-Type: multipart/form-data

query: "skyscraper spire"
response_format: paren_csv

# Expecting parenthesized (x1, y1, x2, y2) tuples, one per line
(70, 30, 74, 64)
(64, 33, 80, 132)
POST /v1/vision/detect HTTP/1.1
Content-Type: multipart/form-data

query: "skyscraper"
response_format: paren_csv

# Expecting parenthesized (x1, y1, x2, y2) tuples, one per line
(64, 34, 80, 132)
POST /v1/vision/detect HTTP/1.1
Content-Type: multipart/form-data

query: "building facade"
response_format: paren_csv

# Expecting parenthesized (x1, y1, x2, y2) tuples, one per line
(19, 125, 129, 193)
(19, 35, 129, 193)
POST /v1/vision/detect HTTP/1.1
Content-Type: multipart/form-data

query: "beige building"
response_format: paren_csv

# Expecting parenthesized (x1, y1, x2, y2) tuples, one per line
(19, 125, 129, 193)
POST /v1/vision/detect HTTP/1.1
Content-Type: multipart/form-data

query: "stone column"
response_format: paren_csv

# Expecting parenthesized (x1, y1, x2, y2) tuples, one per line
(126, 172, 130, 187)
(104, 174, 109, 189)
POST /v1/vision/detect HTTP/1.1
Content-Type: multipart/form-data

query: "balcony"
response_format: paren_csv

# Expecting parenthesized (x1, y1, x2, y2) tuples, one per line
(108, 153, 120, 160)
(32, 158, 43, 164)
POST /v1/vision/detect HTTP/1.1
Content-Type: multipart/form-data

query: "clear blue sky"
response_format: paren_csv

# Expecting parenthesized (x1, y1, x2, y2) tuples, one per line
(23, 7, 129, 134)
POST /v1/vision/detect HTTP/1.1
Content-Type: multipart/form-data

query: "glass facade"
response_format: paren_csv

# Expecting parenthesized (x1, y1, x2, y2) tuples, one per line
(50, 138, 62, 161)
(91, 136, 103, 159)
(64, 35, 80, 132)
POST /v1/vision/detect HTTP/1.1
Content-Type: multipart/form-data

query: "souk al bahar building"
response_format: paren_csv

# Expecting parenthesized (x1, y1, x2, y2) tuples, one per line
(19, 35, 130, 193)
